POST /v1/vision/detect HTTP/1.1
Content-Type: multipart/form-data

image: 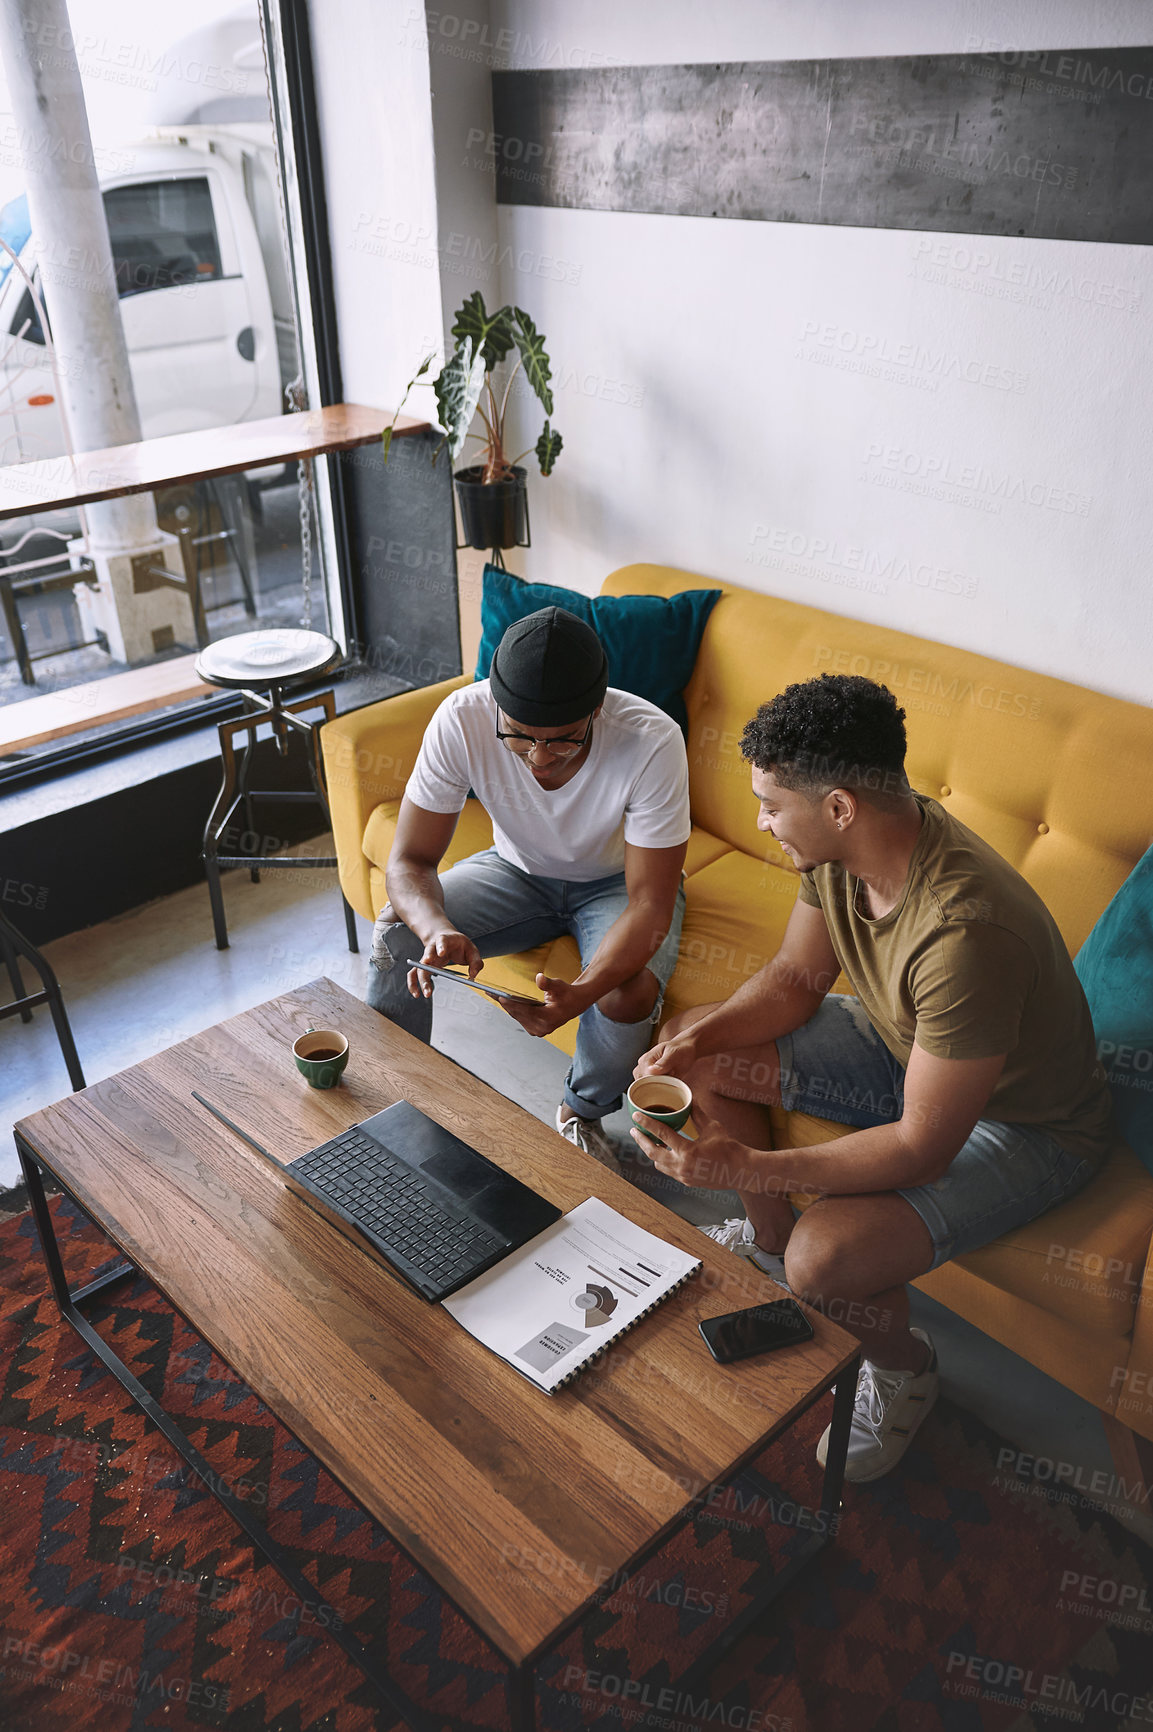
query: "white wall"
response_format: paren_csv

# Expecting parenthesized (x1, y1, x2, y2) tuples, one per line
(471, 0, 1153, 704)
(308, 0, 444, 411)
(309, 0, 1153, 701)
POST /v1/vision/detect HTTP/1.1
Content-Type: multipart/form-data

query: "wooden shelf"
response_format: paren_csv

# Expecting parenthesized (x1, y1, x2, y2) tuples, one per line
(0, 401, 432, 755)
(0, 403, 428, 521)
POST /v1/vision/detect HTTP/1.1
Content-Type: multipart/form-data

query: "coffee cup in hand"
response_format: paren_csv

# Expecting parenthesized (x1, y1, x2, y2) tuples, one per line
(626, 1076, 693, 1146)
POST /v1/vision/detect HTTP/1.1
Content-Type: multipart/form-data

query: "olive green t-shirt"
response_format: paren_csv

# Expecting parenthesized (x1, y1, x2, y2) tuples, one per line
(798, 796, 1113, 1163)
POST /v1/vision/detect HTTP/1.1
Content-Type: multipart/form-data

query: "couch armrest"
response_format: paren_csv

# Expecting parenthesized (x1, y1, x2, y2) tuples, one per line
(320, 675, 470, 921)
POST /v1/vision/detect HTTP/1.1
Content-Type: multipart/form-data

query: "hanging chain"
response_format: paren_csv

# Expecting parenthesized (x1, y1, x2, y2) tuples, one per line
(285, 374, 313, 629)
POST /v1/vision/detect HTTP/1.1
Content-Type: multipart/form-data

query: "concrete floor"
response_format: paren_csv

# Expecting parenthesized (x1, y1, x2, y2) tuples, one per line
(2, 852, 1148, 1542)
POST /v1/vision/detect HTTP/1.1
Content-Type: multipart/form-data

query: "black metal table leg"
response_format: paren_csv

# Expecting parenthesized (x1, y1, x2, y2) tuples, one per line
(0, 571, 36, 685)
(341, 893, 360, 954)
(305, 694, 358, 956)
(819, 1351, 856, 1521)
(202, 721, 240, 950)
(18, 1144, 137, 1311)
(0, 911, 86, 1090)
(236, 698, 261, 884)
(209, 475, 258, 619)
(1, 922, 33, 1022)
(509, 1660, 537, 1732)
(44, 978, 87, 1093)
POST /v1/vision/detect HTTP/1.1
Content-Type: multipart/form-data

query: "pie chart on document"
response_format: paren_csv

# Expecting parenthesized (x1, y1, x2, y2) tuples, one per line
(573, 1283, 618, 1326)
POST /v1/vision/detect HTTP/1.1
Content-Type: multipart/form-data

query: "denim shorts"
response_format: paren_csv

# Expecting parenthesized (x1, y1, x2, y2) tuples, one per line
(775, 995, 1100, 1270)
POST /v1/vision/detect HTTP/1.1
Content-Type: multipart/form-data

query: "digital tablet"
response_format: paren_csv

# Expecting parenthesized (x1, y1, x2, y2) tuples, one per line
(411, 962, 546, 1006)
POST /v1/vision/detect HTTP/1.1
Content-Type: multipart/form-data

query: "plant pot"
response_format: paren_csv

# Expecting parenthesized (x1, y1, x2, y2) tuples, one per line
(453, 465, 530, 551)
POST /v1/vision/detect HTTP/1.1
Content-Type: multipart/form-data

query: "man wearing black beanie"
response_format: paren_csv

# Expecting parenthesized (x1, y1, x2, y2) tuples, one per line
(365, 606, 690, 1170)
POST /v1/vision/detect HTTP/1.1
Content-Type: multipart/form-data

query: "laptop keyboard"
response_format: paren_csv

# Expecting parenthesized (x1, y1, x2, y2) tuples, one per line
(292, 1126, 502, 1289)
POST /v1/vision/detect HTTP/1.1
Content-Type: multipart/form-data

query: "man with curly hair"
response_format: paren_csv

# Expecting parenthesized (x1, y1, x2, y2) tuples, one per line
(631, 673, 1112, 1482)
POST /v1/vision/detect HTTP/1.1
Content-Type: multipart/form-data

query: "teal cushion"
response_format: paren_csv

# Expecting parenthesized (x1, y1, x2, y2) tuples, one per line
(1074, 846, 1153, 1172)
(475, 564, 721, 734)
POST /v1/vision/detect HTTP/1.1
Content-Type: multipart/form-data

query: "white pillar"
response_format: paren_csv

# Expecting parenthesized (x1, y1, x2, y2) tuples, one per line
(0, 0, 194, 658)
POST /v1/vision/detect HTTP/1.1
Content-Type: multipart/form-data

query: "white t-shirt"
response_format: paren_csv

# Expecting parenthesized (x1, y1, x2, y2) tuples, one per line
(405, 681, 691, 881)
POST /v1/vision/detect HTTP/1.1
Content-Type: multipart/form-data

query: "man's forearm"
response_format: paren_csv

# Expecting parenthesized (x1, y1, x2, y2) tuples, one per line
(573, 896, 676, 1006)
(686, 959, 828, 1058)
(383, 860, 450, 946)
(712, 1119, 946, 1199)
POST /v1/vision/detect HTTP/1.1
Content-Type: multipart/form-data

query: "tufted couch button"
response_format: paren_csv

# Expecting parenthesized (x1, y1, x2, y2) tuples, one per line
(940, 784, 951, 797)
(1037, 821, 1049, 835)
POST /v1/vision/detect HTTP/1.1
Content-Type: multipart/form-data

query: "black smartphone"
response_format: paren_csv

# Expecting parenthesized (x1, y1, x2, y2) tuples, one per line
(699, 1299, 814, 1363)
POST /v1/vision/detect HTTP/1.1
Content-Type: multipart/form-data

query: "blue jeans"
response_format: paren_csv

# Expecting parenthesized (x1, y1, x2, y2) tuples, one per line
(366, 849, 686, 1120)
(776, 995, 1103, 1270)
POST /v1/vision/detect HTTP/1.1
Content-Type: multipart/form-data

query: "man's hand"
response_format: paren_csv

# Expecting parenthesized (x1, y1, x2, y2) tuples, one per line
(629, 1103, 746, 1189)
(497, 974, 593, 1039)
(633, 1030, 699, 1082)
(408, 928, 483, 998)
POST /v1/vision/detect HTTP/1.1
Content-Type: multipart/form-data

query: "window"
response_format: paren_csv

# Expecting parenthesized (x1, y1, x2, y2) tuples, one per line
(103, 178, 223, 297)
(8, 280, 46, 345)
(0, 6, 366, 787)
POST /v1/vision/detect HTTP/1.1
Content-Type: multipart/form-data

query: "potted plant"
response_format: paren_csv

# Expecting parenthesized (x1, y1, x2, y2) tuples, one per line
(383, 293, 562, 553)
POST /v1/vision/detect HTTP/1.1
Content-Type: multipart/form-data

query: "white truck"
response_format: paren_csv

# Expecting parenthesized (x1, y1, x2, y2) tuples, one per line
(0, 121, 298, 469)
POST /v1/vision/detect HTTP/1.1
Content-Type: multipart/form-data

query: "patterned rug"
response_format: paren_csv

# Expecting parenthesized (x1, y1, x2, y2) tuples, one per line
(1, 1194, 1151, 1732)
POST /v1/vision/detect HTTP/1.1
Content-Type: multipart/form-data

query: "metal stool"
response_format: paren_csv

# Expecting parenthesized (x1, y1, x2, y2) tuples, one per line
(195, 629, 359, 953)
(1, 909, 86, 1091)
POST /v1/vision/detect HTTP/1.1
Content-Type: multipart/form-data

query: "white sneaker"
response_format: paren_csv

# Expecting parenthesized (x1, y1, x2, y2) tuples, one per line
(701, 1216, 791, 1287)
(555, 1106, 622, 1175)
(816, 1327, 938, 1483)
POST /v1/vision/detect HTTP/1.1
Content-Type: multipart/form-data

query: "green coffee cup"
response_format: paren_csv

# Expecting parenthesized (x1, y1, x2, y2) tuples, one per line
(293, 1026, 349, 1089)
(626, 1075, 693, 1146)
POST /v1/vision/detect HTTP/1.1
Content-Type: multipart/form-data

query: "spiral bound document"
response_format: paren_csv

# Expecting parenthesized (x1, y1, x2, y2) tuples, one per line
(442, 1197, 702, 1393)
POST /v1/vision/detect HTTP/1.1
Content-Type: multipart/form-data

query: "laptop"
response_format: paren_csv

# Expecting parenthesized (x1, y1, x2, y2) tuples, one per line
(193, 1093, 561, 1302)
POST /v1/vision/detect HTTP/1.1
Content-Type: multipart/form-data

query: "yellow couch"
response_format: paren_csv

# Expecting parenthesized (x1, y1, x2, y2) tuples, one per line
(322, 563, 1153, 1469)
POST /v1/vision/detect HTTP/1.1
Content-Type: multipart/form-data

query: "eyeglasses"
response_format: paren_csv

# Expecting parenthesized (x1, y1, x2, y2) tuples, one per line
(495, 712, 594, 760)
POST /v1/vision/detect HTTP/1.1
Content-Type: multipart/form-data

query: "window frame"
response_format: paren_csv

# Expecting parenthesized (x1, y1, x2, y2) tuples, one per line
(260, 0, 358, 653)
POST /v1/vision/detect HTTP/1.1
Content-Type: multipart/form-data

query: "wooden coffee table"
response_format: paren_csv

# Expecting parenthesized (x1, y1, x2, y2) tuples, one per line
(13, 977, 859, 1730)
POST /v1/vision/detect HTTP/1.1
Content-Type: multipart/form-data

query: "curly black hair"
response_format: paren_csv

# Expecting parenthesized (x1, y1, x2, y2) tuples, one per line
(740, 674, 910, 804)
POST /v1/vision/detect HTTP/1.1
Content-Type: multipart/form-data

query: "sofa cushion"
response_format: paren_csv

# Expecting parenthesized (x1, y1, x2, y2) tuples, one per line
(476, 563, 721, 732)
(1075, 845, 1153, 1174)
(683, 827, 731, 878)
(916, 1266, 1136, 1417)
(365, 797, 496, 938)
(942, 1141, 1153, 1338)
(363, 796, 494, 882)
(666, 849, 805, 1018)
(668, 847, 856, 1020)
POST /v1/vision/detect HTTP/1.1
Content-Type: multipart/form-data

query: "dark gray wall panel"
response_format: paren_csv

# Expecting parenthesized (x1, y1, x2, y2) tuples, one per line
(492, 51, 1153, 243)
(338, 428, 462, 691)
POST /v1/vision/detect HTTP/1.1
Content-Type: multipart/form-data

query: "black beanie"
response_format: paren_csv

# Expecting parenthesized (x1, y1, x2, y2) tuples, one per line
(489, 607, 609, 726)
